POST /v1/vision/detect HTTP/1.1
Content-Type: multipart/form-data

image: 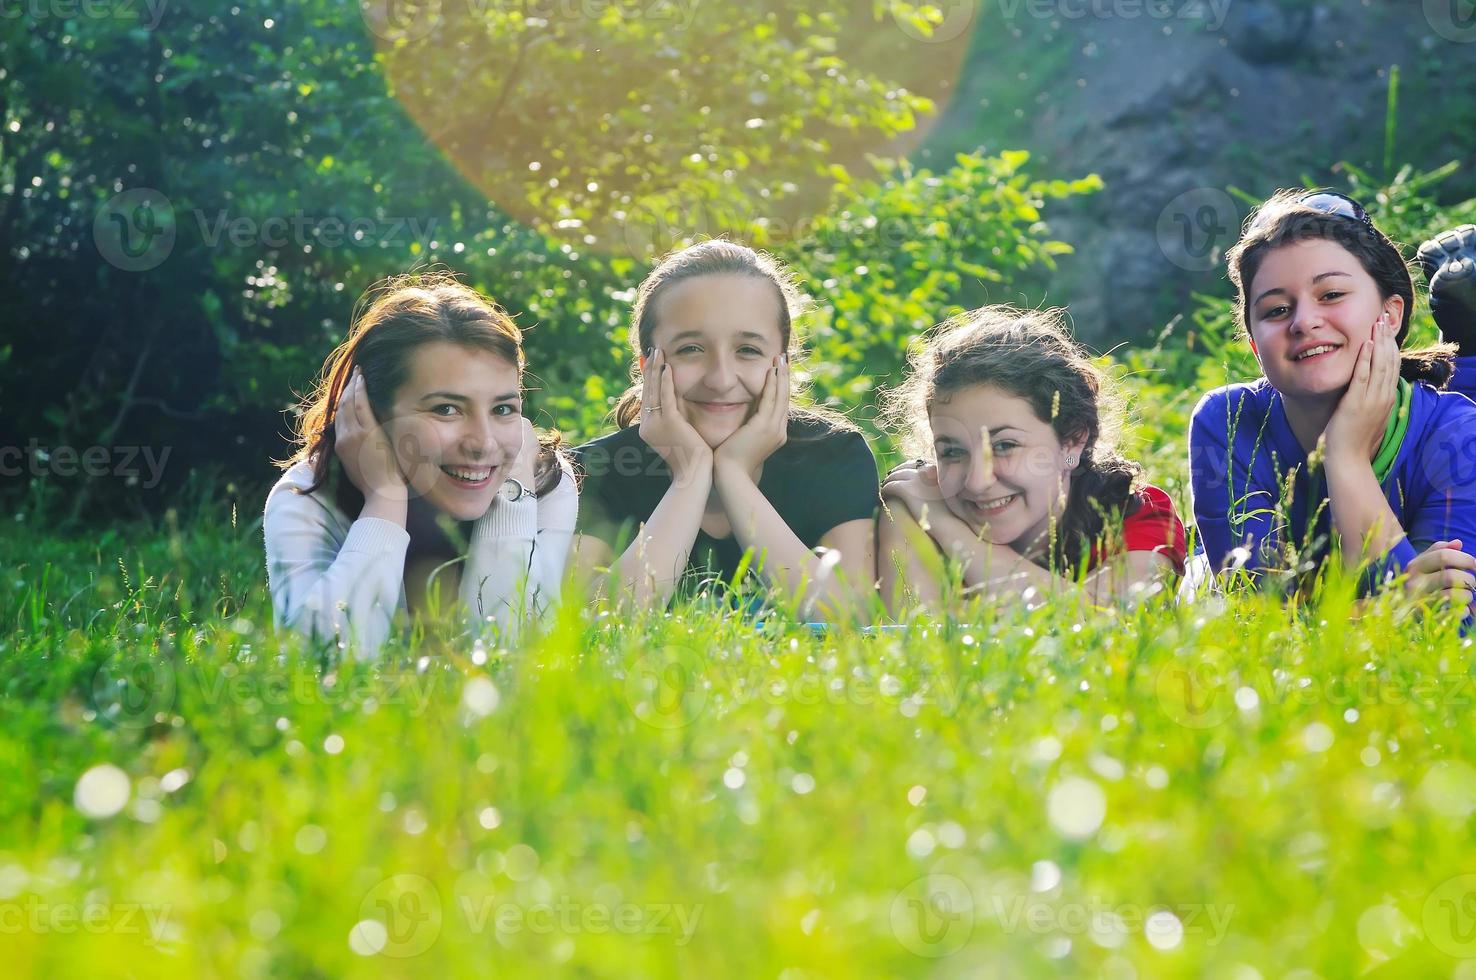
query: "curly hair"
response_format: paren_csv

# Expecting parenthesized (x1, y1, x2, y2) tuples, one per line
(881, 305, 1140, 572)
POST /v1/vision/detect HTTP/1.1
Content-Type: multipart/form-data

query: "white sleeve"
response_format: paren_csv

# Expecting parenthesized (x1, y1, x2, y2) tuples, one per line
(460, 460, 579, 641)
(263, 480, 409, 660)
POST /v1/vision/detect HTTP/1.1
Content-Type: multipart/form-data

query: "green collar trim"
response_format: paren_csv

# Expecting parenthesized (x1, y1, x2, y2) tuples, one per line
(1371, 378, 1412, 483)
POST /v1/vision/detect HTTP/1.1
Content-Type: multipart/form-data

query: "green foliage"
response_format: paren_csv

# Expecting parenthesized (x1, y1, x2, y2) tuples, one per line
(784, 152, 1101, 438)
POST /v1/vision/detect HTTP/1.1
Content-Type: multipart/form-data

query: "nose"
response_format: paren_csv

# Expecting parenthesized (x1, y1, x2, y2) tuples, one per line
(963, 449, 995, 496)
(701, 352, 737, 392)
(459, 414, 496, 461)
(1289, 304, 1321, 334)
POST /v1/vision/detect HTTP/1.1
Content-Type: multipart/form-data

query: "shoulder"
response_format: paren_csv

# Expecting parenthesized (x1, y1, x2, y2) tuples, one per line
(1416, 382, 1476, 424)
(1121, 484, 1187, 572)
(265, 459, 335, 516)
(1190, 379, 1273, 426)
(1126, 484, 1181, 521)
(785, 412, 874, 458)
(569, 426, 651, 487)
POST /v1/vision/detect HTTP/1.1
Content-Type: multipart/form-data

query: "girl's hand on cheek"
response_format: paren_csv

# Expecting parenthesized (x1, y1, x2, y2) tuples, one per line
(510, 417, 538, 489)
(335, 369, 410, 502)
(714, 355, 789, 476)
(637, 348, 712, 484)
(1324, 313, 1399, 466)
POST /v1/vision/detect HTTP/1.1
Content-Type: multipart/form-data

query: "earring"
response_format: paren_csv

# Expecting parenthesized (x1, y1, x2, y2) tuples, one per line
(1066, 455, 1079, 467)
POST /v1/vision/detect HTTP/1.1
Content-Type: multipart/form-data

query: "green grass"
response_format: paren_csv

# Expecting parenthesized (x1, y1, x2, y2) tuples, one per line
(5, 504, 1476, 978)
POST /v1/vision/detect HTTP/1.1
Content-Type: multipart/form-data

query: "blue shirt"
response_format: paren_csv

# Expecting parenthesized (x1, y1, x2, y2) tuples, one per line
(1188, 374, 1476, 585)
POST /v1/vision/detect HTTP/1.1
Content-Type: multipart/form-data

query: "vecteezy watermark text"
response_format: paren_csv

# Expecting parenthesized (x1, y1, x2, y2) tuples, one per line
(2, 442, 170, 489)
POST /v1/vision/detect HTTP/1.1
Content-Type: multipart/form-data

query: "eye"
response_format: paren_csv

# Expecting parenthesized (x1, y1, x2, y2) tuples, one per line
(492, 403, 521, 418)
(738, 345, 764, 357)
(992, 440, 1019, 454)
(430, 403, 461, 417)
(1320, 290, 1345, 301)
(1260, 304, 1290, 320)
(675, 344, 702, 355)
(937, 446, 966, 461)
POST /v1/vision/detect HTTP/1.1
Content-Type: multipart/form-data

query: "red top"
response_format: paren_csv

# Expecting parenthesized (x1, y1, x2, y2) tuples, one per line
(1088, 484, 1187, 575)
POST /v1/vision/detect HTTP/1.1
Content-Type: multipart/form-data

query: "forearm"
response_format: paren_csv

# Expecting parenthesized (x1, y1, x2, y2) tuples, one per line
(461, 498, 538, 636)
(715, 461, 863, 617)
(612, 469, 711, 607)
(1325, 454, 1407, 570)
(878, 505, 946, 616)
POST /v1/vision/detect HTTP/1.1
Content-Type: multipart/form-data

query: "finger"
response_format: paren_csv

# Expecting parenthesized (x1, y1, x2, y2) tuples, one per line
(353, 373, 373, 431)
(639, 349, 653, 412)
(1435, 546, 1476, 571)
(777, 356, 790, 425)
(1353, 339, 1373, 387)
(1439, 567, 1476, 591)
(660, 358, 680, 416)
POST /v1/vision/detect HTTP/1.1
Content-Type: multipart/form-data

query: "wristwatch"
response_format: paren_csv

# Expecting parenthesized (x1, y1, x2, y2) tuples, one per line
(498, 478, 532, 502)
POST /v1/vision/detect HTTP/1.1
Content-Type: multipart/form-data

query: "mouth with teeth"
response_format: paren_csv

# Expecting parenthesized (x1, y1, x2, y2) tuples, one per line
(1292, 344, 1342, 362)
(965, 493, 1019, 518)
(439, 464, 496, 489)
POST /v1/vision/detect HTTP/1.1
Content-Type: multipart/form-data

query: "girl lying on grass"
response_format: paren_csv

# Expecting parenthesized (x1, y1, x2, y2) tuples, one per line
(1189, 190, 1476, 611)
(876, 306, 1186, 615)
(570, 241, 879, 620)
(264, 273, 578, 657)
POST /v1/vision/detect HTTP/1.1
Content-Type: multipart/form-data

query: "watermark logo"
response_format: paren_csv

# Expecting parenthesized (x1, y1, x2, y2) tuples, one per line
(890, 873, 974, 957)
(624, 643, 708, 729)
(94, 189, 175, 272)
(360, 0, 442, 41)
(1156, 187, 1239, 273)
(1424, 874, 1476, 956)
(891, 0, 977, 43)
(355, 874, 443, 958)
(1154, 654, 1236, 729)
(1425, 0, 1476, 43)
(91, 651, 176, 730)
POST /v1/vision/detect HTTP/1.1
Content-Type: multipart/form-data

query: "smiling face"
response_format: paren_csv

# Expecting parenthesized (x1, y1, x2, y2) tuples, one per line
(1246, 238, 1403, 401)
(647, 273, 786, 447)
(929, 384, 1085, 555)
(383, 340, 524, 521)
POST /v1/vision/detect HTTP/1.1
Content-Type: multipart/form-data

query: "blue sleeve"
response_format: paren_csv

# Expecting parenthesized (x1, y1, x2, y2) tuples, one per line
(1188, 389, 1276, 574)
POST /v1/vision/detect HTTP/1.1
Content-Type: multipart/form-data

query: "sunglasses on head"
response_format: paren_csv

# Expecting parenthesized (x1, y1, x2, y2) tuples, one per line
(1248, 189, 1374, 236)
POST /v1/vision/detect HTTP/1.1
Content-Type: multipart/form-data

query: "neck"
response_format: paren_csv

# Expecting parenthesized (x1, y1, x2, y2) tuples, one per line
(1280, 390, 1341, 455)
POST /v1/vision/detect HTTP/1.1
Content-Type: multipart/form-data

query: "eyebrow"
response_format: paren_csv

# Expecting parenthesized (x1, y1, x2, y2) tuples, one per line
(1252, 271, 1352, 307)
(417, 391, 521, 403)
(934, 426, 1025, 445)
(666, 328, 772, 345)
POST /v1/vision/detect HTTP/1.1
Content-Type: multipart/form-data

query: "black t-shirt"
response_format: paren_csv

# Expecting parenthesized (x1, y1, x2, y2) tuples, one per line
(570, 415, 880, 589)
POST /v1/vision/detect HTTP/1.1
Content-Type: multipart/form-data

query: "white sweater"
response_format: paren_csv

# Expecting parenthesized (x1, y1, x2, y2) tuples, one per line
(263, 458, 578, 658)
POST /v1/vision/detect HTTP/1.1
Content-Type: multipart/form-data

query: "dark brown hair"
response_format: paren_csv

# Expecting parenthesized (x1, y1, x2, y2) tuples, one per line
(882, 305, 1139, 573)
(282, 271, 564, 510)
(1226, 189, 1455, 386)
(610, 240, 852, 437)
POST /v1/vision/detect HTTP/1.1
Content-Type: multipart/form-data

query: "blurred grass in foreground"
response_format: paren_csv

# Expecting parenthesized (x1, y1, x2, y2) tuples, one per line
(4, 506, 1476, 979)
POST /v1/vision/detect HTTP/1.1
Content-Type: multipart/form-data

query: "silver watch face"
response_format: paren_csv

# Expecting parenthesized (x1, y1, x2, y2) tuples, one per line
(500, 478, 529, 502)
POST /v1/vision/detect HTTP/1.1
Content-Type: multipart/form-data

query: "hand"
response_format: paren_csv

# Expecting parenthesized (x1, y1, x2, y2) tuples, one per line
(880, 459, 948, 522)
(713, 355, 788, 477)
(509, 416, 537, 490)
(1323, 313, 1399, 467)
(1417, 224, 1476, 353)
(334, 368, 409, 501)
(881, 461, 990, 564)
(1404, 538, 1476, 614)
(637, 347, 712, 484)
